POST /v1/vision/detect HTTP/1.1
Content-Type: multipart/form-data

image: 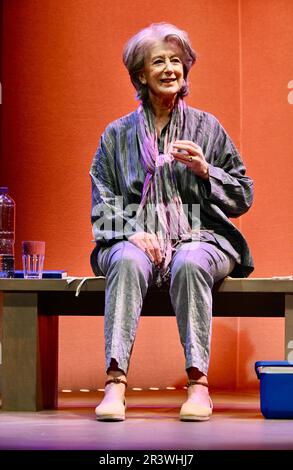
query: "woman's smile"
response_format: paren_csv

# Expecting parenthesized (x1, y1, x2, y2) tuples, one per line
(160, 78, 176, 83)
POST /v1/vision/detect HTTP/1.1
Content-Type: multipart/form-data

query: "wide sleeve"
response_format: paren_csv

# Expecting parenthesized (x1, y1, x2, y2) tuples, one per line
(201, 118, 254, 218)
(90, 125, 143, 243)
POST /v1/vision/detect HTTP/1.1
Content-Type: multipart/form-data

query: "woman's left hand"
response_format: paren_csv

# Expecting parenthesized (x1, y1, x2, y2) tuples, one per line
(171, 140, 209, 180)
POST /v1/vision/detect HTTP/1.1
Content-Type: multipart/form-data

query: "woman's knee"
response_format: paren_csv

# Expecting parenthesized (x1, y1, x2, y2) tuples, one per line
(171, 252, 212, 281)
(111, 241, 152, 277)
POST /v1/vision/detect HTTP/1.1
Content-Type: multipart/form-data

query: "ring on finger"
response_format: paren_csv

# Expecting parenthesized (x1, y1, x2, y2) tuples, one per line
(188, 156, 194, 162)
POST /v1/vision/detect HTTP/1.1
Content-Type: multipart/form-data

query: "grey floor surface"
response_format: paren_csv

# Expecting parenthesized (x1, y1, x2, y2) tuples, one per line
(0, 390, 293, 451)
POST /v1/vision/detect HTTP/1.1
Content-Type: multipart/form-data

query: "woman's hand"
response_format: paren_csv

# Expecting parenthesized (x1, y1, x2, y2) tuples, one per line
(128, 232, 163, 265)
(171, 140, 209, 180)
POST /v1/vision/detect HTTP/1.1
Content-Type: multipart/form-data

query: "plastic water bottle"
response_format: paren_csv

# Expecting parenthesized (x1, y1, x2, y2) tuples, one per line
(0, 187, 15, 278)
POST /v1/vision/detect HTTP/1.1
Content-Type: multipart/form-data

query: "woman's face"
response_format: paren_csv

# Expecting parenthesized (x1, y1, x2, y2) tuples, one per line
(139, 40, 184, 102)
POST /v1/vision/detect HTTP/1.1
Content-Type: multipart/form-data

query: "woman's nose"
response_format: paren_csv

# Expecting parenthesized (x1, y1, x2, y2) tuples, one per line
(164, 59, 174, 73)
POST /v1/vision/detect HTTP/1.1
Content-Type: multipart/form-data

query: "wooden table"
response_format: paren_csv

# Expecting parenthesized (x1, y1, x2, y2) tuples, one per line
(1, 277, 293, 410)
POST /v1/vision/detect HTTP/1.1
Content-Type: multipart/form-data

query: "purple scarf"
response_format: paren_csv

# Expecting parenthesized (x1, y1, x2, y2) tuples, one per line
(136, 98, 192, 285)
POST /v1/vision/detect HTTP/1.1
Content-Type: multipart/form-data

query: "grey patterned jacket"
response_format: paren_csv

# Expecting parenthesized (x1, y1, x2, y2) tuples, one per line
(90, 105, 254, 278)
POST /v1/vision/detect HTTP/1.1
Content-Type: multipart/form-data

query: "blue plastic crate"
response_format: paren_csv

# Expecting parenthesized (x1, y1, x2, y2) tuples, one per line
(255, 361, 293, 419)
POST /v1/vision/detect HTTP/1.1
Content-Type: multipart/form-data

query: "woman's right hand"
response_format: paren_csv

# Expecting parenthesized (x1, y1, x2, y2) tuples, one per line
(128, 232, 163, 265)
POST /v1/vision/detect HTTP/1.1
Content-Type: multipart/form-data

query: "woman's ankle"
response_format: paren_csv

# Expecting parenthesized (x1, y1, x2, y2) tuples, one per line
(107, 359, 126, 377)
(107, 370, 126, 381)
(186, 367, 208, 384)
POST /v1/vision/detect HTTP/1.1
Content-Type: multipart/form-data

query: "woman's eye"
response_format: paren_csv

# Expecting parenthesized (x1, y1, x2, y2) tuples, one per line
(172, 58, 181, 63)
(153, 59, 164, 65)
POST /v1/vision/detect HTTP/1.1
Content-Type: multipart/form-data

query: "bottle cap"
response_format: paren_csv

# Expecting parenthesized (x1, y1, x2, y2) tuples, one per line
(0, 187, 8, 194)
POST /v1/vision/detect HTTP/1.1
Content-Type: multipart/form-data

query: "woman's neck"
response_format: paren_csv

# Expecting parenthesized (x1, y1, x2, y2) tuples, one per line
(148, 93, 177, 136)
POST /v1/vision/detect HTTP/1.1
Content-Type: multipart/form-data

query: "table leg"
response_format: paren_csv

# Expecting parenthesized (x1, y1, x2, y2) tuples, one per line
(2, 292, 58, 411)
(285, 294, 293, 361)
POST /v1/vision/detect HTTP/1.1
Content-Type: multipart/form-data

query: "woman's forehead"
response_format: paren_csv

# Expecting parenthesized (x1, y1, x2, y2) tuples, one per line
(146, 40, 183, 60)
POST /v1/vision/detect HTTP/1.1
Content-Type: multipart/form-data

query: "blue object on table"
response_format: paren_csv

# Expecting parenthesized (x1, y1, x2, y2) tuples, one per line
(14, 270, 67, 279)
(255, 361, 293, 418)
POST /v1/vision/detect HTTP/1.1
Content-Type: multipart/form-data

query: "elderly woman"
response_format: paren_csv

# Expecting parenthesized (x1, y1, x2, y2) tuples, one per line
(90, 23, 254, 422)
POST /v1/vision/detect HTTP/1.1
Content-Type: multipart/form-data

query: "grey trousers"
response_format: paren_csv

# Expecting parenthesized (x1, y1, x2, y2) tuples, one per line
(97, 240, 235, 376)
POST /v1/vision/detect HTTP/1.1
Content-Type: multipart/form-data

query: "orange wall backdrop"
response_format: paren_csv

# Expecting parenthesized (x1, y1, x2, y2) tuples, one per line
(1, 0, 292, 391)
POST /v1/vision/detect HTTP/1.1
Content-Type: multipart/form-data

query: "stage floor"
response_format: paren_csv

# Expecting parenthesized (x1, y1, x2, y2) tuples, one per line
(0, 390, 293, 451)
